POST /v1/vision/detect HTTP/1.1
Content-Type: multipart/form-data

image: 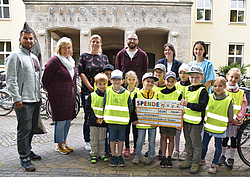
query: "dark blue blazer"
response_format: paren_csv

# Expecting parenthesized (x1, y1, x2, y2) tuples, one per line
(157, 58, 182, 80)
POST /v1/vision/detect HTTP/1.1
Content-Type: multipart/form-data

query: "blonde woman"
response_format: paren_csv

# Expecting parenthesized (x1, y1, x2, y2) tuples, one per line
(42, 37, 77, 154)
(78, 34, 109, 151)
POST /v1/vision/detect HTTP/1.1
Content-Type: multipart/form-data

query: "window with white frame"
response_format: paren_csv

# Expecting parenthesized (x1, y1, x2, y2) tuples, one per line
(230, 0, 245, 23)
(196, 0, 212, 21)
(0, 0, 10, 19)
(228, 44, 244, 66)
(205, 43, 210, 60)
(0, 41, 11, 65)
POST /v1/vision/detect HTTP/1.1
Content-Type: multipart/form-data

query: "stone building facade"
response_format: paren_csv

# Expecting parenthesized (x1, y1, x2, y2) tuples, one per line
(22, 0, 192, 69)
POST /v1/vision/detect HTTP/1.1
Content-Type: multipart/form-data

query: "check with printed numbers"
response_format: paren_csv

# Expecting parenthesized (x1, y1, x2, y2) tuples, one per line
(135, 98, 184, 128)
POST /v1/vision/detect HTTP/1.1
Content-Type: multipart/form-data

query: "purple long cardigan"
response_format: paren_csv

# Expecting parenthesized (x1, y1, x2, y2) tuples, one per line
(42, 55, 77, 121)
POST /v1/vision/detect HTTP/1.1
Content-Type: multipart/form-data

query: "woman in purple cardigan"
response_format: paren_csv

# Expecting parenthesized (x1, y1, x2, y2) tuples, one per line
(42, 37, 77, 155)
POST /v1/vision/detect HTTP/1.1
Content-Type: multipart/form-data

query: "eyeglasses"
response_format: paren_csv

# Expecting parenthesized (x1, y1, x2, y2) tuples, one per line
(128, 38, 138, 41)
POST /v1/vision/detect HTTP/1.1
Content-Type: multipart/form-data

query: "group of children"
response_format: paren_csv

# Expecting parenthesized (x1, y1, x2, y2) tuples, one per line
(85, 61, 247, 174)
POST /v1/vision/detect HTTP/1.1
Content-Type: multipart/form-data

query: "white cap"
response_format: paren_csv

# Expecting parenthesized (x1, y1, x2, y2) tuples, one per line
(111, 69, 123, 79)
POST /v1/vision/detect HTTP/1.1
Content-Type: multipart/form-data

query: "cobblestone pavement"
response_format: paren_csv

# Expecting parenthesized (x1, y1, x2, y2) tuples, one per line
(0, 109, 250, 176)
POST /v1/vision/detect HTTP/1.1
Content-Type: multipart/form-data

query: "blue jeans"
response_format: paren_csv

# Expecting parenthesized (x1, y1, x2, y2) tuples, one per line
(136, 128, 156, 156)
(81, 91, 90, 142)
(201, 131, 222, 165)
(54, 120, 71, 143)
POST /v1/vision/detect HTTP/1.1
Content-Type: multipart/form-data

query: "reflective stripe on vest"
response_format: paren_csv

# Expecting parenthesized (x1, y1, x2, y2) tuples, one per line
(136, 91, 157, 129)
(91, 92, 104, 117)
(225, 89, 244, 116)
(183, 87, 205, 124)
(104, 88, 130, 125)
(204, 94, 232, 134)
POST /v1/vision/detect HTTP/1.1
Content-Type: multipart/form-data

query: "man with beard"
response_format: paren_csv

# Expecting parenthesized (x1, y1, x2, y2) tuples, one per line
(6, 29, 41, 172)
(115, 33, 148, 88)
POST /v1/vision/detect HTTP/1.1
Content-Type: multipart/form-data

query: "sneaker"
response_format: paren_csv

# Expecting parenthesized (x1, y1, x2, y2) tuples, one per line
(109, 156, 117, 167)
(29, 151, 41, 161)
(85, 142, 91, 151)
(101, 155, 109, 162)
(172, 151, 179, 160)
(179, 161, 192, 169)
(145, 151, 149, 157)
(64, 143, 73, 152)
(145, 155, 153, 165)
(208, 164, 218, 174)
(225, 158, 234, 168)
(218, 155, 226, 166)
(190, 163, 199, 174)
(179, 151, 187, 161)
(20, 158, 36, 172)
(200, 159, 206, 165)
(90, 156, 97, 164)
(132, 155, 140, 164)
(167, 156, 173, 168)
(160, 156, 167, 167)
(117, 156, 125, 167)
(55, 144, 70, 155)
(158, 150, 162, 160)
(133, 149, 136, 155)
(124, 148, 130, 157)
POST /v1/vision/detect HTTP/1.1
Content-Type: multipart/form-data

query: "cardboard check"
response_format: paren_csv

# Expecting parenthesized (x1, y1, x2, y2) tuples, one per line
(135, 98, 184, 128)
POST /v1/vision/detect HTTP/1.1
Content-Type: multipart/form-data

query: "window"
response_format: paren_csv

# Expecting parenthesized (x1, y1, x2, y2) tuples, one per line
(228, 44, 243, 66)
(205, 43, 210, 60)
(0, 0, 10, 19)
(196, 0, 212, 22)
(230, 0, 245, 23)
(0, 41, 11, 65)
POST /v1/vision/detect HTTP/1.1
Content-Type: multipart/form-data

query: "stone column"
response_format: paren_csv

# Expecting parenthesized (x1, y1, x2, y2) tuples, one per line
(44, 30, 51, 67)
(80, 30, 90, 54)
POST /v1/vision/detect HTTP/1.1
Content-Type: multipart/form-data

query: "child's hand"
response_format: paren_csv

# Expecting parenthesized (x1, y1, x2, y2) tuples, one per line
(96, 117, 104, 124)
(231, 118, 238, 125)
(132, 121, 138, 125)
(181, 99, 188, 107)
(151, 124, 157, 128)
(176, 126, 182, 131)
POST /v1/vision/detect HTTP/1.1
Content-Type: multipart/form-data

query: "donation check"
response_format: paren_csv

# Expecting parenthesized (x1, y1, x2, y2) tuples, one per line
(136, 98, 184, 128)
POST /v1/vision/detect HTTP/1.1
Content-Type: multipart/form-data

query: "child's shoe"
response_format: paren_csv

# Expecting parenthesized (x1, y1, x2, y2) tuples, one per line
(167, 156, 173, 168)
(218, 155, 226, 166)
(172, 150, 179, 160)
(109, 156, 117, 167)
(179, 151, 187, 161)
(124, 148, 130, 157)
(144, 155, 153, 165)
(158, 150, 162, 160)
(132, 155, 140, 164)
(208, 164, 218, 174)
(200, 159, 206, 165)
(189, 163, 199, 174)
(100, 155, 109, 162)
(117, 156, 125, 167)
(160, 156, 167, 167)
(90, 156, 97, 164)
(225, 158, 234, 168)
(179, 161, 192, 169)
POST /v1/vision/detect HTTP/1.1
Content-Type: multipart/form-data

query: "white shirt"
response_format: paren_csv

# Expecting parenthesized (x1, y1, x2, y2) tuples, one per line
(126, 49, 138, 61)
(167, 62, 172, 72)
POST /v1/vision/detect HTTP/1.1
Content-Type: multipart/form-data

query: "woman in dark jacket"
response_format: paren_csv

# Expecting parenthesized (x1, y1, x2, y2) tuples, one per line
(157, 43, 182, 80)
(42, 37, 77, 155)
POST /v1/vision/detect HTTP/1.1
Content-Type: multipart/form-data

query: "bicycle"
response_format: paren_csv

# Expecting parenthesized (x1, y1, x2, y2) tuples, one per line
(0, 89, 14, 116)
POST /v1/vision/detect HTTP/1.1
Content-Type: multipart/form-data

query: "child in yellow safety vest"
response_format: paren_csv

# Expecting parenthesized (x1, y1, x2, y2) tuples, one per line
(124, 71, 140, 157)
(218, 68, 247, 168)
(85, 73, 109, 164)
(103, 69, 133, 167)
(158, 71, 182, 168)
(172, 63, 191, 161)
(179, 66, 209, 174)
(201, 77, 234, 174)
(131, 72, 159, 165)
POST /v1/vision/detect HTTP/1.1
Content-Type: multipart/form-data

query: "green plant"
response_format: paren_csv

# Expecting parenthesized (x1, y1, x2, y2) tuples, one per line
(218, 63, 250, 76)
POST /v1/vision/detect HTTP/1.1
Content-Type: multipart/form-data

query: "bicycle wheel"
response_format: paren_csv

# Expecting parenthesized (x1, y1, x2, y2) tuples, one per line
(75, 94, 80, 116)
(45, 99, 52, 118)
(40, 91, 47, 114)
(237, 118, 250, 166)
(0, 90, 14, 116)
